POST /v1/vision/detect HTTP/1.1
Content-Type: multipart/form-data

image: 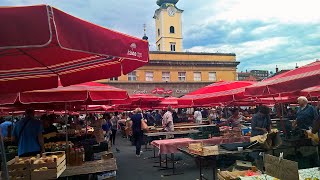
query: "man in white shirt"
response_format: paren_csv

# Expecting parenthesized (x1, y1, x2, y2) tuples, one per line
(194, 108, 203, 124)
(162, 106, 174, 132)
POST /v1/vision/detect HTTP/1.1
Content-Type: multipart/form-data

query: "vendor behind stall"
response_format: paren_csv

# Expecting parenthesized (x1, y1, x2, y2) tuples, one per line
(219, 108, 243, 129)
(42, 114, 58, 134)
(12, 109, 44, 157)
(42, 114, 58, 142)
(292, 96, 318, 130)
(251, 105, 271, 136)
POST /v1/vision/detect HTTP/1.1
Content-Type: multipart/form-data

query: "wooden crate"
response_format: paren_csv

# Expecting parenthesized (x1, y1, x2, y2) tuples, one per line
(202, 145, 219, 156)
(30, 151, 66, 180)
(7, 157, 31, 180)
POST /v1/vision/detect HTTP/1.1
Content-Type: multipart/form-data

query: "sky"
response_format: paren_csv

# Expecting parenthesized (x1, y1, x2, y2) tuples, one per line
(2, 0, 320, 72)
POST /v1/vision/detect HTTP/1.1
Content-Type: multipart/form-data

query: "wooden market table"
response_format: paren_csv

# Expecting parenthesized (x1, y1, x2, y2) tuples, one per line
(144, 129, 200, 137)
(178, 147, 256, 180)
(60, 159, 117, 178)
(150, 137, 250, 177)
(153, 124, 216, 131)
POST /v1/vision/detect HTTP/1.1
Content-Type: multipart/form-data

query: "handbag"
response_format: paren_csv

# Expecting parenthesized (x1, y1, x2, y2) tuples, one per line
(140, 114, 149, 132)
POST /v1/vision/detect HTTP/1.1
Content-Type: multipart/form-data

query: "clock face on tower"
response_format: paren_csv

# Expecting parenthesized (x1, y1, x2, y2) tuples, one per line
(167, 6, 176, 17)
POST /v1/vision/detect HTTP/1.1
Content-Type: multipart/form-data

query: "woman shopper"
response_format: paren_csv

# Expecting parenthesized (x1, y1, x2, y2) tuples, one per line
(110, 112, 119, 145)
(130, 108, 144, 157)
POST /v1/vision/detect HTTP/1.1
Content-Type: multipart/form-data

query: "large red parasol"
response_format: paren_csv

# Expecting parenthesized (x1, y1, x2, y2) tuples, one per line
(153, 96, 179, 109)
(300, 86, 320, 98)
(178, 81, 255, 107)
(0, 5, 149, 93)
(244, 61, 320, 96)
(0, 82, 130, 106)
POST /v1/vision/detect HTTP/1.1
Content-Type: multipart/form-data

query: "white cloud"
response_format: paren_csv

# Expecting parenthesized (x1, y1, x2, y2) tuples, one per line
(203, 0, 320, 24)
(229, 28, 243, 37)
(251, 24, 278, 35)
(187, 37, 289, 59)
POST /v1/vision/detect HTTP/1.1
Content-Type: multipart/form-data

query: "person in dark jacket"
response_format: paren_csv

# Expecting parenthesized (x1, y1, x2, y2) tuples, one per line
(251, 106, 271, 137)
(293, 96, 318, 130)
(131, 108, 144, 157)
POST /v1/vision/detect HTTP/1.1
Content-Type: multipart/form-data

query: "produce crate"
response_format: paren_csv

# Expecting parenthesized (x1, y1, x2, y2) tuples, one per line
(30, 151, 66, 180)
(7, 157, 31, 180)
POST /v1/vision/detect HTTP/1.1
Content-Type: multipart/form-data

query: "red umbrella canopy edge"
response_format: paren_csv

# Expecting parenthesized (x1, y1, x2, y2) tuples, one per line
(0, 5, 149, 93)
(244, 61, 320, 96)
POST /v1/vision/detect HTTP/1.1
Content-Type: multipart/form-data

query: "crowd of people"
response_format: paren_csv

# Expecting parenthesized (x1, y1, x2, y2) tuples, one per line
(0, 96, 319, 158)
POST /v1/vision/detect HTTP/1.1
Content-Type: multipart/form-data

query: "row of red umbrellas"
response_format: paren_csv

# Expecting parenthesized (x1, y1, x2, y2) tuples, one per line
(1, 5, 319, 111)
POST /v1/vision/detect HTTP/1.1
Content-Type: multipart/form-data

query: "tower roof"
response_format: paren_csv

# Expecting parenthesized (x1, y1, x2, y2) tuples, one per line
(156, 0, 179, 6)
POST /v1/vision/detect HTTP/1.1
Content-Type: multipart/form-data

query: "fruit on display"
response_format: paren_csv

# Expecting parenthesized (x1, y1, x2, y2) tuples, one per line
(13, 152, 63, 165)
(44, 141, 74, 151)
(6, 146, 18, 154)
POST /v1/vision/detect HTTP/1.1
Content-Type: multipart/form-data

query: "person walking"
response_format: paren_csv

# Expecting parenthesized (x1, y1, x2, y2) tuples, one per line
(110, 112, 119, 145)
(194, 108, 203, 124)
(131, 108, 144, 157)
(162, 106, 174, 132)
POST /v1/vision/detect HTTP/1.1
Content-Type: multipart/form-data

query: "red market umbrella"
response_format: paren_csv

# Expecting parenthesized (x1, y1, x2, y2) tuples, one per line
(153, 96, 179, 109)
(0, 82, 130, 106)
(179, 81, 255, 106)
(245, 61, 320, 97)
(300, 86, 320, 98)
(0, 5, 149, 94)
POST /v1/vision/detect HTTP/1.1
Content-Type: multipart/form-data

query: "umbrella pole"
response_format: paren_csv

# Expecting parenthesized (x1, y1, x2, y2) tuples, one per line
(85, 105, 88, 138)
(65, 103, 69, 152)
(278, 95, 287, 138)
(0, 132, 9, 179)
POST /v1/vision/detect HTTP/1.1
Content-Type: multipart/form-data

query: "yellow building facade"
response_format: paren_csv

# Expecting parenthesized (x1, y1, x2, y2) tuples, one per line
(99, 0, 239, 97)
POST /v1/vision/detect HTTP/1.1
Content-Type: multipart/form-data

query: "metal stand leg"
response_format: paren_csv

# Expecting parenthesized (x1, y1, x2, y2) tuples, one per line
(153, 154, 162, 167)
(199, 157, 202, 180)
(162, 153, 183, 176)
(0, 135, 9, 180)
(212, 156, 217, 180)
(172, 153, 175, 174)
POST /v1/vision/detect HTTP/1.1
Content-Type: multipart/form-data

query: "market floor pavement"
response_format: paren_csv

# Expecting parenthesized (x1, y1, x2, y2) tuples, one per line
(111, 133, 215, 180)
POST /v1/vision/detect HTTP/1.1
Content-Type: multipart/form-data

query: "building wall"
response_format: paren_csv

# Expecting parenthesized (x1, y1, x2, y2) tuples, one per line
(99, 52, 238, 84)
(149, 52, 235, 62)
(105, 82, 212, 97)
(110, 67, 236, 82)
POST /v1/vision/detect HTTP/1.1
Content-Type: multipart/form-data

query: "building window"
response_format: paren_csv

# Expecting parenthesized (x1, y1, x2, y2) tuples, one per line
(110, 77, 118, 81)
(158, 44, 161, 51)
(194, 72, 201, 81)
(158, 29, 160, 36)
(178, 72, 186, 81)
(170, 42, 176, 52)
(145, 71, 154, 81)
(209, 72, 217, 81)
(162, 72, 170, 82)
(128, 71, 137, 81)
(170, 26, 175, 33)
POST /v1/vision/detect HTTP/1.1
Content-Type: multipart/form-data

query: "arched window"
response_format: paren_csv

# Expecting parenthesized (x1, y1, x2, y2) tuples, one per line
(158, 29, 160, 36)
(170, 26, 175, 33)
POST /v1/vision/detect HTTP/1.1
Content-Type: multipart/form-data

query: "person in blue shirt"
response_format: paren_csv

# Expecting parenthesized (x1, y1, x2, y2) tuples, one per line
(130, 108, 144, 157)
(12, 109, 44, 157)
(0, 117, 13, 137)
(251, 105, 271, 137)
(292, 96, 318, 130)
